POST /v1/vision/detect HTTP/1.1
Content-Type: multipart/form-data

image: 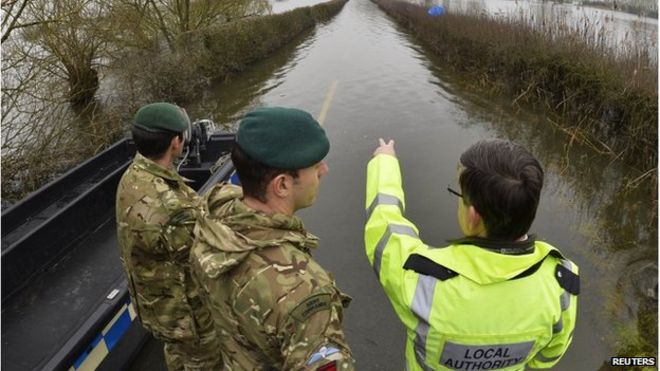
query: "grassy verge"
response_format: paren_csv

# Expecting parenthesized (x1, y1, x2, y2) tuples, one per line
(373, 0, 657, 174)
(117, 0, 348, 106)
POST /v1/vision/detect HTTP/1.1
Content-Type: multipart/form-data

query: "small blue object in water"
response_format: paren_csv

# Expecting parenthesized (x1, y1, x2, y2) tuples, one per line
(428, 5, 445, 16)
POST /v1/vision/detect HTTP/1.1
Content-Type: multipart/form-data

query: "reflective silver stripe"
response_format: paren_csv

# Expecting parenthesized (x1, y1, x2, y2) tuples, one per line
(366, 193, 403, 219)
(552, 317, 563, 334)
(535, 352, 561, 363)
(412, 274, 437, 371)
(559, 259, 573, 271)
(373, 224, 418, 276)
(560, 291, 570, 311)
(553, 262, 571, 335)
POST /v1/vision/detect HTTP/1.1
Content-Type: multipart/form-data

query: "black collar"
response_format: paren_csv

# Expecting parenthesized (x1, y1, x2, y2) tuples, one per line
(447, 235, 536, 255)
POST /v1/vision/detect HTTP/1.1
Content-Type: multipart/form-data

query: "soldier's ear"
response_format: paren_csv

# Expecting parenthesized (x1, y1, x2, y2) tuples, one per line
(170, 135, 182, 151)
(271, 174, 290, 198)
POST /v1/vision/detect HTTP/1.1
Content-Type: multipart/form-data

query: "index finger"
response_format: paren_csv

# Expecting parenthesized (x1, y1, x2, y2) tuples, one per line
(379, 138, 386, 146)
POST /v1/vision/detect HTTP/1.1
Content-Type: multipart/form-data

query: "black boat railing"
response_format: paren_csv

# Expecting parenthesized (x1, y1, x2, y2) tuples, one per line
(1, 132, 236, 371)
(1, 139, 134, 238)
(1, 139, 135, 302)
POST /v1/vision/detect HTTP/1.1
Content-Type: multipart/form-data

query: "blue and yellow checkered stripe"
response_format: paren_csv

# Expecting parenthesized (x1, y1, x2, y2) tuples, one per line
(69, 301, 137, 371)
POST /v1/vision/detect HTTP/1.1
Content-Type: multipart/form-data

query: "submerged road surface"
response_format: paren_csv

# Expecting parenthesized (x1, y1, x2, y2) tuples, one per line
(133, 1, 657, 369)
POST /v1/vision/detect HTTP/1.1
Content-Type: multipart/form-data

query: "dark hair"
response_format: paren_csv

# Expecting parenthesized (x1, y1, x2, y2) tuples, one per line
(459, 139, 544, 240)
(231, 145, 299, 202)
(131, 125, 182, 159)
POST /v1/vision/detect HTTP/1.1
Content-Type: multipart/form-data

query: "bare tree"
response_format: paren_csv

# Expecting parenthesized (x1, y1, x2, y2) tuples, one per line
(109, 0, 270, 51)
(24, 0, 114, 106)
(1, 0, 120, 200)
(1, 0, 271, 200)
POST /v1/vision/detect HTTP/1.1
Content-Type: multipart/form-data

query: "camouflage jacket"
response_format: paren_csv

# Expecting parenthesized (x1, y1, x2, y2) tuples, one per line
(116, 153, 215, 344)
(191, 184, 355, 370)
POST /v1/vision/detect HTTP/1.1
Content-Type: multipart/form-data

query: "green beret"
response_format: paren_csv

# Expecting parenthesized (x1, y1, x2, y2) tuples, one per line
(133, 102, 190, 133)
(237, 107, 329, 169)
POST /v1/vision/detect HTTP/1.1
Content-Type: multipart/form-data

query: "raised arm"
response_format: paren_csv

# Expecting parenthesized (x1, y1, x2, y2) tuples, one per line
(364, 139, 427, 326)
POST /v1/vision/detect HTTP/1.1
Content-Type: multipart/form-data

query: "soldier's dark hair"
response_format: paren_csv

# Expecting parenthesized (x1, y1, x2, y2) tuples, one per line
(231, 145, 299, 203)
(131, 125, 182, 160)
(459, 139, 544, 240)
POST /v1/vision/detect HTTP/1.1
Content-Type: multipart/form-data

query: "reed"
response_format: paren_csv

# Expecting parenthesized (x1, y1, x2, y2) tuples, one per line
(374, 0, 657, 174)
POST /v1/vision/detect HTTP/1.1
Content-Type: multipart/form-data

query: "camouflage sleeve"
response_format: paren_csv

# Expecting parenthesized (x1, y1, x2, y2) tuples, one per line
(161, 206, 197, 259)
(126, 179, 198, 258)
(156, 180, 200, 258)
(233, 247, 355, 371)
(279, 285, 355, 371)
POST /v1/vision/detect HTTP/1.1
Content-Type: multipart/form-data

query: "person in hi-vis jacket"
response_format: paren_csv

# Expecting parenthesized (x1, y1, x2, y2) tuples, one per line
(364, 138, 579, 371)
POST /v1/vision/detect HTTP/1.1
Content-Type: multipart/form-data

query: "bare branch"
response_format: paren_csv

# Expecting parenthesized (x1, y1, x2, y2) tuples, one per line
(1, 0, 28, 42)
(147, 0, 175, 50)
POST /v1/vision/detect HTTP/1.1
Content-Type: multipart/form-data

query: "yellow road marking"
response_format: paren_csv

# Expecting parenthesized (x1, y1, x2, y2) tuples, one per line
(317, 80, 338, 126)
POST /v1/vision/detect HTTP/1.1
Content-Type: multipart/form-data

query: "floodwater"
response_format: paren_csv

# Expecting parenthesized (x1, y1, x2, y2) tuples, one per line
(183, 0, 656, 370)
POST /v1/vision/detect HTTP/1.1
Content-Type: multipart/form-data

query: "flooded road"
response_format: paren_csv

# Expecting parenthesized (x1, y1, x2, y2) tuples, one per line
(187, 0, 657, 369)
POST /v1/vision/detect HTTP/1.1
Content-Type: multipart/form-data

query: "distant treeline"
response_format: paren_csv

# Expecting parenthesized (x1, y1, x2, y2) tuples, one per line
(373, 0, 657, 175)
(121, 0, 349, 105)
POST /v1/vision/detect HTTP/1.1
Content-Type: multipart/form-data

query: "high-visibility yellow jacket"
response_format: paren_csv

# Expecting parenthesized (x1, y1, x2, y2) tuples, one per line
(364, 154, 579, 371)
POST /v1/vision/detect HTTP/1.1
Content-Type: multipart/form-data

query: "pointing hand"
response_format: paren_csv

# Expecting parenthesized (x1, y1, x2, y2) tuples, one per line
(374, 138, 396, 158)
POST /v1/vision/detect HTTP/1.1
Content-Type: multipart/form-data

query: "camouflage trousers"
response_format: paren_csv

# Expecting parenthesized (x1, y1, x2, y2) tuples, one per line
(163, 335, 223, 371)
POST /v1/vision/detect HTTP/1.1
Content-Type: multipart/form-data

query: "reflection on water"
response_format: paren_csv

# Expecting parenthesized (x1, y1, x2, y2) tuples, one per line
(191, 0, 656, 368)
(188, 27, 317, 129)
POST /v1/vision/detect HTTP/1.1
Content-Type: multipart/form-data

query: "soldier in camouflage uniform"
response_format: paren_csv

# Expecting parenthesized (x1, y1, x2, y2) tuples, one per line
(190, 107, 355, 370)
(116, 102, 221, 370)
